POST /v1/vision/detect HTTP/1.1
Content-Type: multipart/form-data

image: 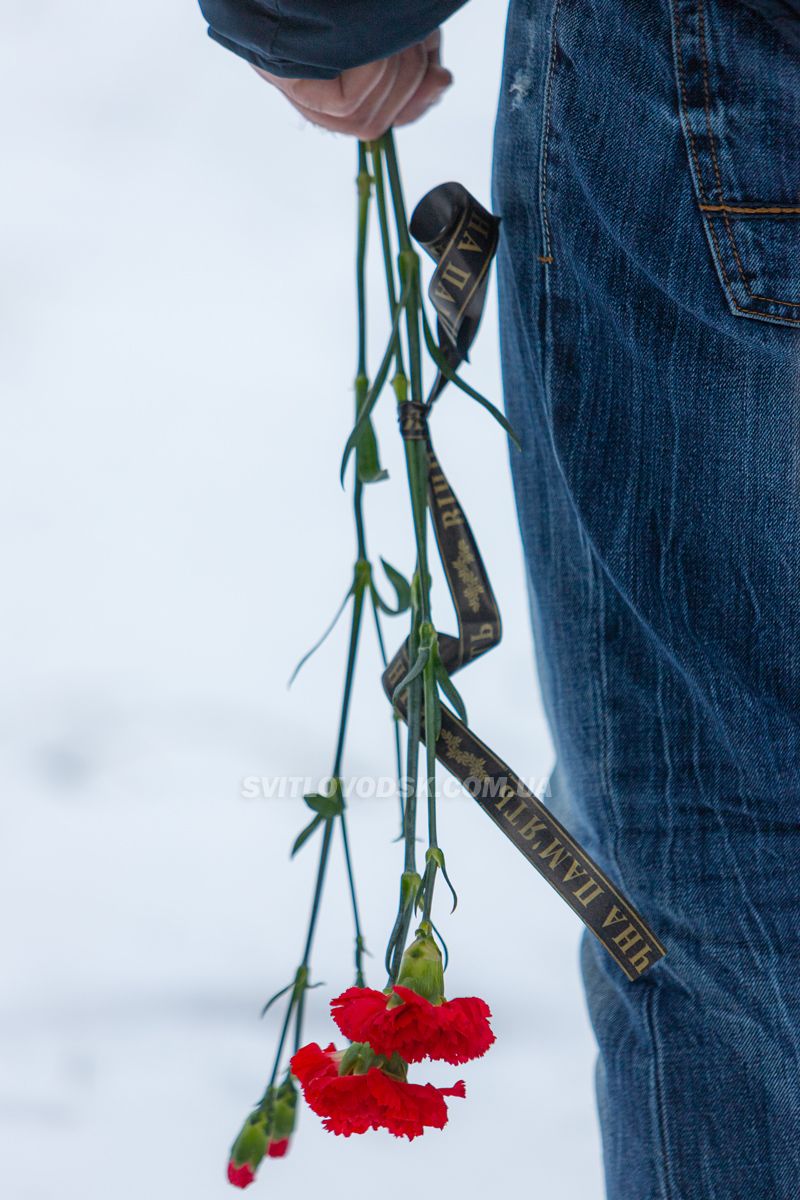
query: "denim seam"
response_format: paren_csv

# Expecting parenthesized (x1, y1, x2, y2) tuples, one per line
(645, 985, 677, 1200)
(591, 554, 626, 886)
(538, 0, 565, 266)
(670, 0, 800, 325)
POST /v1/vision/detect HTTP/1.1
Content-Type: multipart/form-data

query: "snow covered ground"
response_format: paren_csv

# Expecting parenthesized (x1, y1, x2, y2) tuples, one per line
(0, 2, 603, 1196)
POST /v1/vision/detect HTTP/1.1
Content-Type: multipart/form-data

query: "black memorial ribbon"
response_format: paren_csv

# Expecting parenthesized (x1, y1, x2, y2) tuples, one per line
(382, 183, 666, 981)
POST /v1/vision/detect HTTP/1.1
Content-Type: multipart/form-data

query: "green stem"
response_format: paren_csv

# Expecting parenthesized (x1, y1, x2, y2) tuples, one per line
(340, 811, 366, 987)
(387, 619, 422, 985)
(381, 133, 430, 624)
(374, 130, 437, 980)
(333, 581, 364, 777)
(291, 818, 335, 1056)
(383, 132, 422, 404)
(353, 146, 371, 561)
(334, 582, 367, 986)
(329, 148, 373, 988)
(369, 592, 404, 833)
(356, 143, 370, 378)
(402, 631, 422, 880)
(266, 814, 334, 1084)
(270, 151, 376, 1075)
(421, 651, 439, 923)
(369, 142, 406, 379)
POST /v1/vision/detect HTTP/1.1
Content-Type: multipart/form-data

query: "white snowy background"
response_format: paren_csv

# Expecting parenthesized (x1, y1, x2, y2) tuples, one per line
(0, 2, 603, 1196)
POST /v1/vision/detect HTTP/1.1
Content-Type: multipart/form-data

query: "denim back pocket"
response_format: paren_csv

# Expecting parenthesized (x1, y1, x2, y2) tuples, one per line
(669, 0, 800, 328)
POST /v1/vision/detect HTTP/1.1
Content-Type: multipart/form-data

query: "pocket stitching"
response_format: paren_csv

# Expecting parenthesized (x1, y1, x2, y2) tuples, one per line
(698, 203, 800, 216)
(697, 0, 800, 308)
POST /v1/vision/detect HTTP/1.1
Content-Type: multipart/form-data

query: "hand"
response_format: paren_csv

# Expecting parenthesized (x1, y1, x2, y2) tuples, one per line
(254, 30, 453, 140)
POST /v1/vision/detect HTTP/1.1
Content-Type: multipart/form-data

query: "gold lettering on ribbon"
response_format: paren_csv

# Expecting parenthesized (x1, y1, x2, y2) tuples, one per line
(469, 623, 496, 651)
(381, 182, 666, 979)
(467, 210, 492, 240)
(505, 800, 528, 826)
(439, 729, 489, 785)
(429, 460, 464, 531)
(457, 229, 484, 253)
(612, 924, 643, 955)
(452, 538, 485, 613)
(601, 906, 655, 973)
(572, 879, 605, 908)
(538, 838, 570, 872)
(519, 814, 547, 842)
(563, 860, 587, 883)
(441, 262, 471, 292)
(494, 784, 517, 811)
(627, 944, 655, 974)
(602, 905, 628, 930)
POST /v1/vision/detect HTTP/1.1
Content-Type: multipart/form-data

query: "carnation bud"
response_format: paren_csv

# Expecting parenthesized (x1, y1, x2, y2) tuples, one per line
(338, 1040, 378, 1076)
(395, 927, 445, 1004)
(268, 1077, 298, 1157)
(227, 1108, 270, 1189)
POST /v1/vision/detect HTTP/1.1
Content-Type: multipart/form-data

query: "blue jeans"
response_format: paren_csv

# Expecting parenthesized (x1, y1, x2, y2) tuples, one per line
(492, 1, 800, 1196)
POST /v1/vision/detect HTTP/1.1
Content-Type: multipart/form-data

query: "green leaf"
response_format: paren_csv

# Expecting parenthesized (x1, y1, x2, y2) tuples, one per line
(340, 275, 413, 484)
(303, 781, 344, 820)
(380, 559, 412, 613)
(290, 813, 324, 858)
(260, 979, 294, 1018)
(421, 310, 521, 448)
(423, 650, 443, 746)
(431, 921, 450, 970)
(426, 846, 458, 913)
(391, 644, 430, 708)
(356, 417, 388, 485)
(434, 661, 469, 726)
(288, 586, 352, 687)
(371, 559, 412, 616)
(434, 690, 443, 743)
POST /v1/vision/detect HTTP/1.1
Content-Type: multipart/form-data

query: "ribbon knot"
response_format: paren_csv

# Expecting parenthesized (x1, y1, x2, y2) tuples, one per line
(398, 402, 429, 442)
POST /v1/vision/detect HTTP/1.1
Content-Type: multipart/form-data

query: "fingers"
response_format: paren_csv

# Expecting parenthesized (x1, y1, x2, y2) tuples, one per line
(366, 42, 430, 136)
(253, 30, 452, 139)
(290, 58, 391, 120)
(289, 43, 429, 140)
(423, 28, 441, 65)
(393, 62, 452, 129)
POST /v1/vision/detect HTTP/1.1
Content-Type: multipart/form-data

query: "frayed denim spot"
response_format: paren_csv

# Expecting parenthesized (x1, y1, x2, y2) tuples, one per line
(509, 69, 534, 111)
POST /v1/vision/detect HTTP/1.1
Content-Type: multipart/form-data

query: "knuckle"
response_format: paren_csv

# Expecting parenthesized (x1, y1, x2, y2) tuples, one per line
(326, 93, 359, 118)
(291, 79, 349, 117)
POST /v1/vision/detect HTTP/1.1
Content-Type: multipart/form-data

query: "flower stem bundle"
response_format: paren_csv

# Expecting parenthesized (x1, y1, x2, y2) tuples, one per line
(226, 132, 503, 1188)
(225, 127, 665, 1191)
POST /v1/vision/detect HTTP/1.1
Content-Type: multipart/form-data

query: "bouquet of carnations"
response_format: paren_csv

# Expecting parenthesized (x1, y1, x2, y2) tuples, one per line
(225, 132, 664, 1190)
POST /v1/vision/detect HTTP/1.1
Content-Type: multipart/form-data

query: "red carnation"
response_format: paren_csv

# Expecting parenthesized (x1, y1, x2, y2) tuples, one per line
(227, 1160, 256, 1189)
(331, 984, 494, 1065)
(290, 1041, 465, 1140)
(267, 1137, 289, 1158)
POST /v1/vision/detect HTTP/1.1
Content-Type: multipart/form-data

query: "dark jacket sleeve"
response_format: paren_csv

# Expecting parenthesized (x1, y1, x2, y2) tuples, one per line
(199, 0, 469, 80)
